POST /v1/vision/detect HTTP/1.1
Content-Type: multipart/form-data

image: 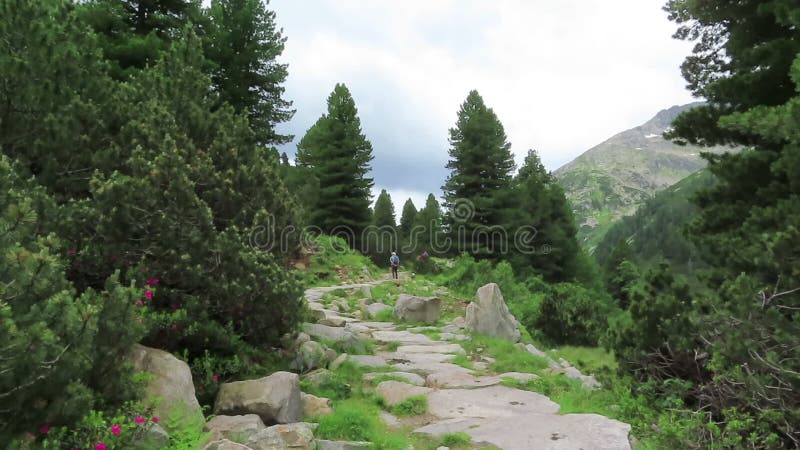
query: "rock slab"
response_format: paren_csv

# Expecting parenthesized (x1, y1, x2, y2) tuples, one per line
(247, 422, 317, 450)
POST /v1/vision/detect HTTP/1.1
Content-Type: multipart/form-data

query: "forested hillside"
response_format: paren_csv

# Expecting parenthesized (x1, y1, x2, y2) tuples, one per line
(555, 103, 731, 248)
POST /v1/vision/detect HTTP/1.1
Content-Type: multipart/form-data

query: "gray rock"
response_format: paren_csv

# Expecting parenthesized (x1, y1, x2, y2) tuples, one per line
(380, 411, 400, 428)
(290, 341, 328, 372)
(425, 372, 502, 389)
(375, 380, 433, 406)
(372, 330, 438, 346)
(214, 372, 302, 425)
(451, 316, 466, 328)
(394, 295, 441, 324)
(396, 344, 464, 354)
(361, 286, 373, 299)
(201, 439, 254, 450)
(295, 332, 311, 346)
(204, 415, 266, 444)
(128, 344, 203, 424)
(363, 371, 426, 386)
(317, 440, 372, 450)
(247, 422, 317, 450)
(301, 392, 333, 418)
(303, 323, 362, 348)
(517, 343, 548, 358)
(366, 302, 393, 319)
(465, 283, 521, 342)
(498, 372, 540, 383)
(348, 355, 388, 368)
(302, 369, 332, 388)
(319, 316, 348, 327)
(329, 353, 348, 371)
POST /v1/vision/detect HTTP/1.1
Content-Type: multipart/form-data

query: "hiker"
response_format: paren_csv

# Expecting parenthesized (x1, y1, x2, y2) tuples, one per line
(389, 251, 400, 279)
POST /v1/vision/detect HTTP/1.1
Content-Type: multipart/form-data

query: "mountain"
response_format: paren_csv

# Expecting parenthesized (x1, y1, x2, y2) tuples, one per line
(554, 102, 730, 249)
(593, 169, 714, 276)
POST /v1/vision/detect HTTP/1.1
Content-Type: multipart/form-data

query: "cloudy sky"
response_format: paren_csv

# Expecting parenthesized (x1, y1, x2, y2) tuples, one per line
(270, 0, 697, 211)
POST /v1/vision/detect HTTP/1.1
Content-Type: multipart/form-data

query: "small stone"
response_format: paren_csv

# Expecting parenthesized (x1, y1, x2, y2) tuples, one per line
(301, 392, 333, 418)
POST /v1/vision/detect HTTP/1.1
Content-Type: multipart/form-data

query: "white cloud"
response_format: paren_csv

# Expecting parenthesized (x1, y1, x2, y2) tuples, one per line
(272, 0, 696, 193)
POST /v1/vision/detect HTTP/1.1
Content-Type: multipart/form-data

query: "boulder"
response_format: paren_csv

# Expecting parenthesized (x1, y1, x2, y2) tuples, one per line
(247, 422, 317, 450)
(302, 369, 332, 388)
(366, 302, 393, 319)
(290, 341, 328, 372)
(204, 415, 266, 444)
(128, 344, 203, 423)
(301, 392, 333, 418)
(214, 372, 303, 424)
(394, 295, 441, 324)
(303, 323, 364, 351)
(465, 283, 521, 342)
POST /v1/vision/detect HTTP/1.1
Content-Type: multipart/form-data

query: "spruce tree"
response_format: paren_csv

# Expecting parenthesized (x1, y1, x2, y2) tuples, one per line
(296, 83, 374, 249)
(507, 149, 579, 282)
(399, 198, 418, 241)
(205, 0, 294, 145)
(373, 189, 396, 228)
(442, 90, 515, 257)
(415, 193, 443, 255)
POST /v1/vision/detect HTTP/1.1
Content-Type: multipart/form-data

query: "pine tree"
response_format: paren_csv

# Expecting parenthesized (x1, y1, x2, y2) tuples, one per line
(205, 0, 294, 145)
(442, 90, 515, 257)
(296, 83, 375, 250)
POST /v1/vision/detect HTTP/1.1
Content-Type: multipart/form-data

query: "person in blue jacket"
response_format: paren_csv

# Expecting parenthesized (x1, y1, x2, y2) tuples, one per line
(389, 252, 400, 279)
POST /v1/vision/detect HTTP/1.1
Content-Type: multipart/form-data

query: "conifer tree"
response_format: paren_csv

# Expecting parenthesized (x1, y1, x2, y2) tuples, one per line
(296, 83, 374, 249)
(442, 90, 515, 258)
(507, 149, 579, 282)
(205, 0, 294, 145)
(373, 189, 396, 228)
(415, 193, 443, 255)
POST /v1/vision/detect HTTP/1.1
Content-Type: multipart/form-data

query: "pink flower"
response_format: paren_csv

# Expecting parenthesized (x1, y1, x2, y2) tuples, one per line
(110, 424, 121, 436)
(152, 417, 159, 423)
(95, 443, 107, 450)
(135, 416, 146, 425)
(67, 249, 76, 256)
(212, 374, 219, 381)
(146, 278, 160, 286)
(135, 300, 144, 307)
(144, 290, 153, 300)
(39, 424, 50, 434)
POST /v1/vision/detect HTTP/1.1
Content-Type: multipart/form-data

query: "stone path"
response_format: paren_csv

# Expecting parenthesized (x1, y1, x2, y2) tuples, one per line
(304, 282, 632, 450)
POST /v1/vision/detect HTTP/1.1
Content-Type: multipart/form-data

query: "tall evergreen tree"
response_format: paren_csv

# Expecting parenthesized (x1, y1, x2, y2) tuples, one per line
(296, 83, 374, 249)
(507, 149, 579, 282)
(442, 90, 515, 257)
(415, 193, 443, 255)
(399, 198, 418, 240)
(373, 189, 396, 228)
(205, 0, 294, 145)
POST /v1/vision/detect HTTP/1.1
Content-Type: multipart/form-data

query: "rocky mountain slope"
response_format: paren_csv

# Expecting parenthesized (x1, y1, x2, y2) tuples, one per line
(554, 103, 731, 249)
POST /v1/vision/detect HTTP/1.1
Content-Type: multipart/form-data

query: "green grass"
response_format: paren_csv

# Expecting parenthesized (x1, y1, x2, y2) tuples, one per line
(440, 432, 472, 448)
(548, 346, 617, 374)
(450, 353, 474, 370)
(295, 236, 381, 288)
(462, 334, 549, 374)
(373, 308, 396, 322)
(390, 395, 428, 416)
(383, 341, 400, 351)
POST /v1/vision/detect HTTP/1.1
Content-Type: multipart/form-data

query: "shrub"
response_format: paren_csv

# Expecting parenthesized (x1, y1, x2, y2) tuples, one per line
(534, 282, 613, 346)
